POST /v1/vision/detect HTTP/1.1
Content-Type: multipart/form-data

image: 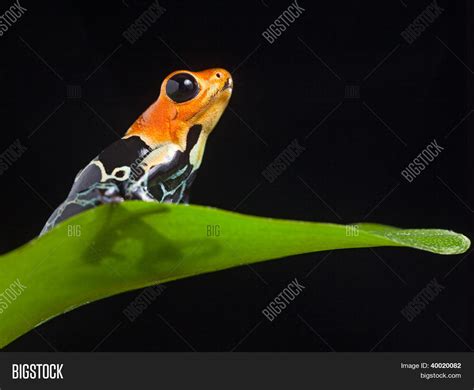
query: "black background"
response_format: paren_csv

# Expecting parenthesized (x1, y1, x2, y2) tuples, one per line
(0, 0, 473, 351)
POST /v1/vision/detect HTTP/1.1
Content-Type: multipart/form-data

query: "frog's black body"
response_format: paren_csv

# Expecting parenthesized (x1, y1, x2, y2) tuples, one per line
(40, 126, 201, 235)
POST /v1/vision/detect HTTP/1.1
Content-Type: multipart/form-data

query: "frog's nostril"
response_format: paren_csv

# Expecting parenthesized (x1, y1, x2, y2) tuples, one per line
(223, 77, 233, 91)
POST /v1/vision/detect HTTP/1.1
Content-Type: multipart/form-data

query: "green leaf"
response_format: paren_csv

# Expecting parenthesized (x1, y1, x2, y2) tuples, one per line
(0, 201, 470, 347)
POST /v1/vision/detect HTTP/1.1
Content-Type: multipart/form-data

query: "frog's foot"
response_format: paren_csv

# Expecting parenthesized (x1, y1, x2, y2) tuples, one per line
(125, 184, 158, 202)
(97, 186, 124, 204)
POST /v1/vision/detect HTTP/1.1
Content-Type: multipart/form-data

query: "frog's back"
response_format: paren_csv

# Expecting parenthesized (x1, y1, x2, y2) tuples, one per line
(69, 136, 152, 195)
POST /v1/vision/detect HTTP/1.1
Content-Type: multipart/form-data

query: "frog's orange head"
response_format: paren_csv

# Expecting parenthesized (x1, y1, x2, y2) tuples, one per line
(126, 68, 233, 150)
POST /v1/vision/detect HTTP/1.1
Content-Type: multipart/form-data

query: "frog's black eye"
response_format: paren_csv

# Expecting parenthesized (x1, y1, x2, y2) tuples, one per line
(165, 73, 200, 103)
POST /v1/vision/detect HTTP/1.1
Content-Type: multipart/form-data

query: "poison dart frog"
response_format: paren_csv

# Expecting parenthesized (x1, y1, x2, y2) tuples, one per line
(41, 68, 233, 235)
